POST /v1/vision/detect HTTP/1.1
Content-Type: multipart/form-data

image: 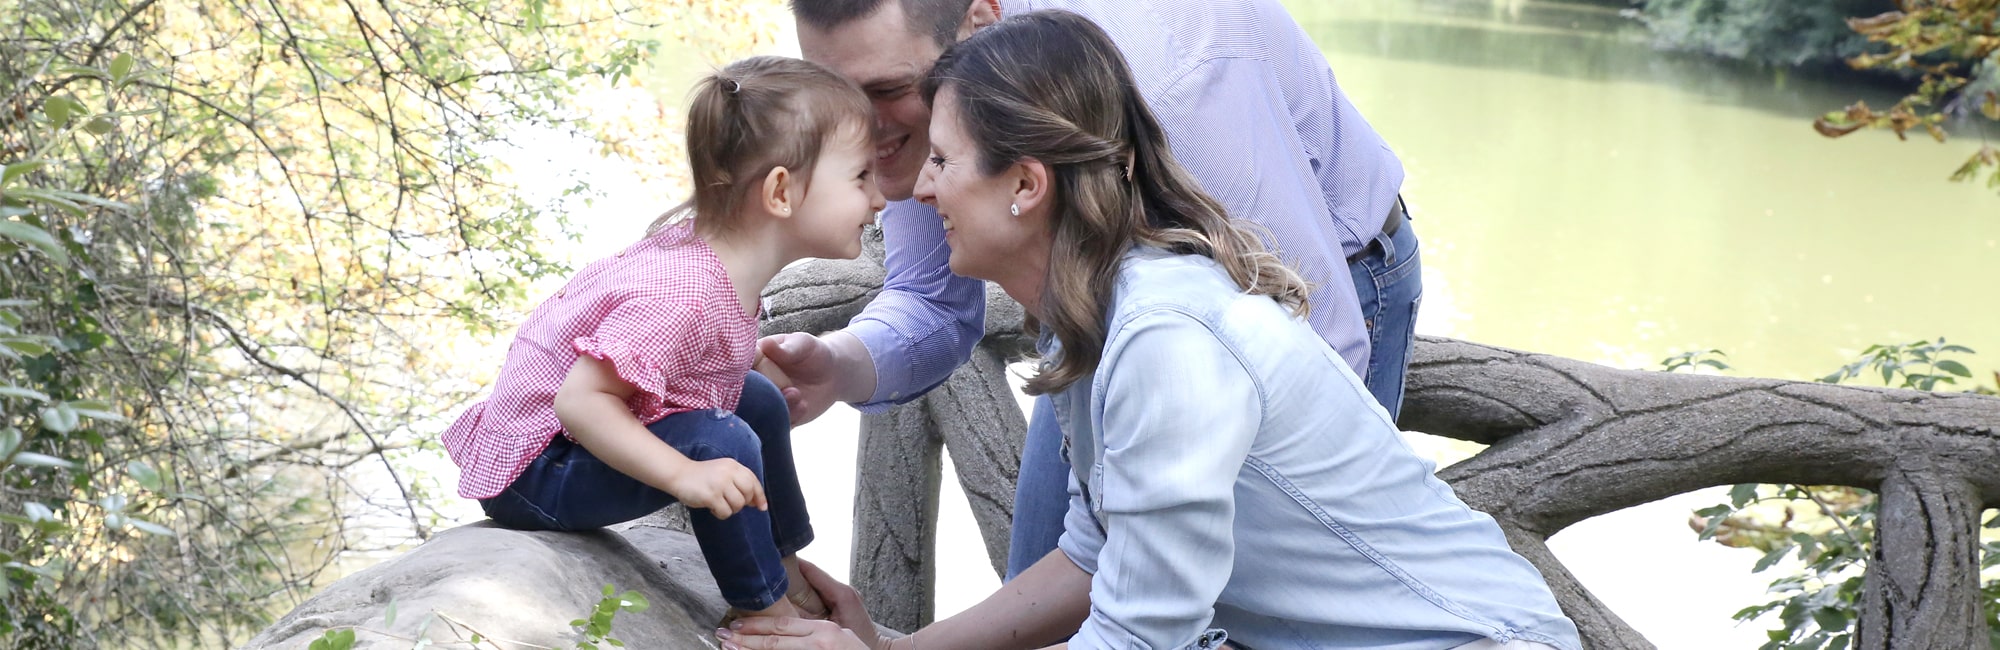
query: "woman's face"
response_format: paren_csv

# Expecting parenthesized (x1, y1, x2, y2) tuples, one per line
(912, 86, 1051, 288)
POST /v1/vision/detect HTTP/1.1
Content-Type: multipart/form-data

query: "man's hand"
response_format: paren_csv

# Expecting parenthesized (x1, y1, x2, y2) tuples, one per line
(664, 458, 766, 519)
(758, 332, 867, 426)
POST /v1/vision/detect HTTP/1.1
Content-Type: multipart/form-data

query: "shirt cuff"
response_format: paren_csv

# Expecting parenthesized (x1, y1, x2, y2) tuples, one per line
(844, 318, 915, 412)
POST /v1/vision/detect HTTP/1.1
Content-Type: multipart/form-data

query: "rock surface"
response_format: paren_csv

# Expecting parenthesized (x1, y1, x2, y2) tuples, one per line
(244, 519, 730, 649)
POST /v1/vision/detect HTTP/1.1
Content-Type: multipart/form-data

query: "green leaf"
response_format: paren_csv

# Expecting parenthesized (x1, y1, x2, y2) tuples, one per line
(1934, 360, 1972, 378)
(0, 385, 50, 402)
(384, 597, 398, 627)
(43, 97, 72, 128)
(110, 53, 135, 81)
(2, 338, 53, 356)
(1754, 545, 1792, 572)
(0, 428, 19, 457)
(1940, 344, 1975, 354)
(309, 638, 329, 650)
(9, 187, 132, 213)
(83, 117, 114, 135)
(67, 399, 122, 422)
(53, 64, 106, 80)
(127, 460, 163, 491)
(1811, 606, 1848, 632)
(608, 639, 624, 648)
(1, 161, 49, 188)
(413, 614, 434, 644)
(39, 403, 79, 433)
(23, 502, 55, 522)
(1731, 483, 1759, 508)
(569, 619, 587, 627)
(602, 583, 615, 597)
(620, 590, 648, 612)
(0, 221, 69, 264)
(128, 518, 173, 537)
(12, 452, 76, 470)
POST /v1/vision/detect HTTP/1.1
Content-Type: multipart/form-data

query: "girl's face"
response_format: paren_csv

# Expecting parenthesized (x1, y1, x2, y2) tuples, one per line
(912, 87, 1051, 285)
(792, 124, 887, 260)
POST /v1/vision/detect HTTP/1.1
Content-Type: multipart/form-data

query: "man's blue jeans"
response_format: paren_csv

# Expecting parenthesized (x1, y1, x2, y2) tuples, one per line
(481, 372, 812, 610)
(1004, 217, 1422, 580)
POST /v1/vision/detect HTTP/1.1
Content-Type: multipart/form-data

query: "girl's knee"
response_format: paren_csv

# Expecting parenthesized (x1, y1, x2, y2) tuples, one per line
(691, 414, 766, 469)
(737, 371, 792, 437)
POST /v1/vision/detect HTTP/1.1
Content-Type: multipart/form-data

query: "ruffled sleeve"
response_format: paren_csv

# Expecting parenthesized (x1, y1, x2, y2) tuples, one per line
(571, 298, 710, 409)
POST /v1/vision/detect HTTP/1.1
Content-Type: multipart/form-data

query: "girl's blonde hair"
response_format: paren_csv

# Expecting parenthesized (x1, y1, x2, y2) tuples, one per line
(923, 11, 1311, 395)
(652, 56, 873, 236)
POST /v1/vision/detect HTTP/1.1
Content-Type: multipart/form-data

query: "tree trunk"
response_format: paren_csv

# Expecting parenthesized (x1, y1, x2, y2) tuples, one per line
(1405, 336, 2000, 648)
(849, 401, 941, 632)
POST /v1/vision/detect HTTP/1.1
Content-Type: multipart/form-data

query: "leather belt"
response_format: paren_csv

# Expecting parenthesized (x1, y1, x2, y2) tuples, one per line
(1349, 196, 1406, 263)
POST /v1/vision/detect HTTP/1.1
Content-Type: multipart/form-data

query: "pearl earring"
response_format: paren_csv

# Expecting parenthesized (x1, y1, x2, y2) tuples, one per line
(1009, 203, 1020, 216)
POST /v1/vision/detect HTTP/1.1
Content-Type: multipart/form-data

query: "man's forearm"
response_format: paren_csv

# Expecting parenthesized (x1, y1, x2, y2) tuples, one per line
(893, 551, 1092, 650)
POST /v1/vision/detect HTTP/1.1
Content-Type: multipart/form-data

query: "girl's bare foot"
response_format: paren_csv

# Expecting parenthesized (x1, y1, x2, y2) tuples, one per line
(718, 597, 800, 629)
(781, 556, 830, 619)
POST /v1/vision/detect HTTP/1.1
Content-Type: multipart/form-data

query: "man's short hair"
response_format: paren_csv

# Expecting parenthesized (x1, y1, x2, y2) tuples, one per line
(790, 0, 973, 49)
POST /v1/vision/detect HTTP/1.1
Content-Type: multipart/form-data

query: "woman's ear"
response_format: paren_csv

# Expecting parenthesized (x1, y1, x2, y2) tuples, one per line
(1012, 158, 1051, 217)
(760, 166, 795, 218)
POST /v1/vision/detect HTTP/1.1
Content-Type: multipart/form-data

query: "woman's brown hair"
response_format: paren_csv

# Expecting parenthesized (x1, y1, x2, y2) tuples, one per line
(923, 10, 1310, 395)
(652, 56, 873, 237)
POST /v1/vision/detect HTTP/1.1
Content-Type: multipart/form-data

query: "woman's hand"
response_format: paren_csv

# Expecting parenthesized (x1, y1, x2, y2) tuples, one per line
(719, 617, 870, 650)
(721, 559, 890, 650)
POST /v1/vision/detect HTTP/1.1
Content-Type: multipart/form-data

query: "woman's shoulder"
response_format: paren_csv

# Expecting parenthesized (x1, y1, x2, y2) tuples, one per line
(1110, 248, 1240, 315)
(1106, 248, 1307, 350)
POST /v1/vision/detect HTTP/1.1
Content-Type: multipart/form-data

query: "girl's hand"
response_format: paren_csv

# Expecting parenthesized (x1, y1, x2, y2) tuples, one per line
(667, 458, 768, 519)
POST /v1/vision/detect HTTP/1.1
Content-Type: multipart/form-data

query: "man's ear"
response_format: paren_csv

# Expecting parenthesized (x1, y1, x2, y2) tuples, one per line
(760, 166, 795, 218)
(959, 0, 1002, 42)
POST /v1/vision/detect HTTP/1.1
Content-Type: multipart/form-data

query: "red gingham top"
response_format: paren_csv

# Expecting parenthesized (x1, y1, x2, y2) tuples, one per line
(441, 225, 760, 499)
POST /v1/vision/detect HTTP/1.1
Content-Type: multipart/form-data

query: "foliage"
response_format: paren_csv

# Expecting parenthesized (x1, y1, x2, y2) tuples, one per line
(1817, 338, 1980, 390)
(1677, 341, 2000, 649)
(571, 583, 651, 650)
(1812, 0, 2000, 196)
(298, 584, 649, 649)
(1637, 0, 1891, 67)
(1, 0, 775, 647)
(1659, 348, 1732, 373)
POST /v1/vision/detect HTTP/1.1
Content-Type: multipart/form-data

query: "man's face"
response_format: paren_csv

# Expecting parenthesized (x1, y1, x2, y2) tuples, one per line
(799, 2, 945, 202)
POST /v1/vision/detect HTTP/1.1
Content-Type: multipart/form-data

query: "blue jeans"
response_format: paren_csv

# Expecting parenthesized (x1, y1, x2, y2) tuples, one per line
(1348, 205, 1422, 421)
(1004, 212, 1423, 580)
(481, 372, 812, 610)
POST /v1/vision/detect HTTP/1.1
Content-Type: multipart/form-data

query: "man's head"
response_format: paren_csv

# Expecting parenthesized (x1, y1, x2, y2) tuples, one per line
(792, 0, 1000, 200)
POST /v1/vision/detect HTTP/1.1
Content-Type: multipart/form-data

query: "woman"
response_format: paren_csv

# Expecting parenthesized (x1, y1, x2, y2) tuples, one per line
(722, 10, 1581, 650)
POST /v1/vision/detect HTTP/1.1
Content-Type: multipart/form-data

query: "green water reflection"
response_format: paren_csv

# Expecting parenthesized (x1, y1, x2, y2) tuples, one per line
(1290, 0, 1998, 382)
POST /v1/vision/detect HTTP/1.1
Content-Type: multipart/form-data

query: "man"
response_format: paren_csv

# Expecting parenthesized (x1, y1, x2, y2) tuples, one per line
(762, 0, 1422, 580)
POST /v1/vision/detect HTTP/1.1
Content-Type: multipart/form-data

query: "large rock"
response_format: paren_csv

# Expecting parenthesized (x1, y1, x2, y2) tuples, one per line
(245, 519, 730, 649)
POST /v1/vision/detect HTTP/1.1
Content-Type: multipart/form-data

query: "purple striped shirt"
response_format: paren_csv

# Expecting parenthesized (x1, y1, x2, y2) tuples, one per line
(848, 0, 1402, 410)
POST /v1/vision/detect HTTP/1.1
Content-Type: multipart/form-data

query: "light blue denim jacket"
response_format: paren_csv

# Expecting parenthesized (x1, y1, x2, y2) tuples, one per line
(1047, 248, 1581, 650)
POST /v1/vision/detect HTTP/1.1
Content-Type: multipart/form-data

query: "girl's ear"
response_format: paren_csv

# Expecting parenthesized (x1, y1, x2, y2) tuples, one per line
(962, 0, 1002, 41)
(761, 166, 795, 218)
